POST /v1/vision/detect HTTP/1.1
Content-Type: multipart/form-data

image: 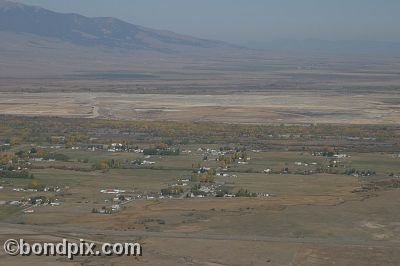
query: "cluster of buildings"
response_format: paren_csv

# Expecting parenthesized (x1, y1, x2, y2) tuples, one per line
(12, 186, 62, 193)
(2, 196, 61, 213)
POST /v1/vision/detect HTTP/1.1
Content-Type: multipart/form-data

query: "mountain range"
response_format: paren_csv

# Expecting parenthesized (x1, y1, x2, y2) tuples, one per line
(0, 0, 238, 54)
(1, 0, 399, 81)
(0, 0, 258, 78)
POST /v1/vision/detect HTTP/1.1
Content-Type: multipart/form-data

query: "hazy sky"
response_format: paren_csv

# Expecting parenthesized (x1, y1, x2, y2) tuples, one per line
(13, 0, 400, 45)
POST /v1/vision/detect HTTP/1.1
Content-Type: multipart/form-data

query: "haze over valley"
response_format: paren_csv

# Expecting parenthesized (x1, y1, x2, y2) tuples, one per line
(1, 1, 400, 265)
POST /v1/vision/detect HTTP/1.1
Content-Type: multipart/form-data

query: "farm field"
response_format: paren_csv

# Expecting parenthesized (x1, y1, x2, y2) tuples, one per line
(1, 128, 400, 264)
(2, 1, 400, 264)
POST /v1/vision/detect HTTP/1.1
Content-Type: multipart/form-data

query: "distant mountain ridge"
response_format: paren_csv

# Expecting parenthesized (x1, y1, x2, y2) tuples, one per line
(246, 39, 400, 56)
(0, 0, 235, 53)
